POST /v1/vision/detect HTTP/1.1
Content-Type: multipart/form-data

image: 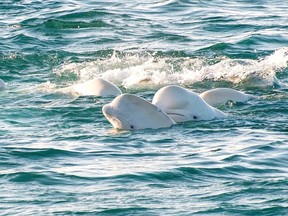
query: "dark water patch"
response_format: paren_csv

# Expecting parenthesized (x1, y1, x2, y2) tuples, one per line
(238, 34, 288, 46)
(238, 207, 288, 216)
(3, 147, 81, 159)
(108, 166, 244, 185)
(201, 15, 237, 23)
(197, 42, 264, 59)
(20, 17, 45, 27)
(7, 33, 47, 51)
(146, 31, 192, 43)
(86, 167, 213, 185)
(221, 154, 247, 163)
(7, 172, 59, 184)
(6, 171, 101, 185)
(145, 168, 202, 182)
(86, 151, 175, 158)
(96, 207, 153, 216)
(195, 206, 288, 216)
(58, 10, 112, 19)
(225, 177, 288, 192)
(240, 34, 288, 54)
(203, 22, 260, 33)
(44, 19, 112, 29)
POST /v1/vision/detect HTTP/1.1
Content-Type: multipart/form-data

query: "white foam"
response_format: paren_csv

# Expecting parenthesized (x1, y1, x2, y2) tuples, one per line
(50, 47, 288, 91)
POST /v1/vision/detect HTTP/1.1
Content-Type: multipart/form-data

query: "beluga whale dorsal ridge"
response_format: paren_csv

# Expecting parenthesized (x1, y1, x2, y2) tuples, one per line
(200, 88, 254, 106)
(64, 77, 122, 97)
(152, 85, 227, 123)
(102, 94, 175, 130)
(0, 78, 6, 90)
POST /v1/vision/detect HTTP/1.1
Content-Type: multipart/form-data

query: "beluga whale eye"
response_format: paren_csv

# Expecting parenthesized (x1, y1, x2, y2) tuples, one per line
(193, 116, 197, 120)
(130, 125, 134, 129)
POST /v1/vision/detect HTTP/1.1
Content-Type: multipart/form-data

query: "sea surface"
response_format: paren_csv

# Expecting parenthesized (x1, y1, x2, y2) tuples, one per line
(1, 0, 288, 215)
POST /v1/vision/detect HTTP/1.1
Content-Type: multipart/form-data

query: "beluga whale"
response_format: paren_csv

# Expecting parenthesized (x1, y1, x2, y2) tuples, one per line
(102, 94, 175, 130)
(62, 77, 122, 97)
(152, 85, 227, 123)
(0, 78, 6, 90)
(200, 88, 254, 106)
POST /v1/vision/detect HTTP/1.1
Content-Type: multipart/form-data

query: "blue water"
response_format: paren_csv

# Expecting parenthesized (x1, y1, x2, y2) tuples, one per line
(1, 0, 288, 215)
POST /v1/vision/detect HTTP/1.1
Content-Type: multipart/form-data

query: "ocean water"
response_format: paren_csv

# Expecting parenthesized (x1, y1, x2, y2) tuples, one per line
(1, 0, 288, 215)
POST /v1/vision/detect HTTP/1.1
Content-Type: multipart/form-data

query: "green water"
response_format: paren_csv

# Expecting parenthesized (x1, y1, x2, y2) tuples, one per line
(1, 0, 288, 215)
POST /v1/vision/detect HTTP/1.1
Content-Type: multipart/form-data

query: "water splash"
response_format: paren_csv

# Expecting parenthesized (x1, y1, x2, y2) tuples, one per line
(51, 47, 288, 91)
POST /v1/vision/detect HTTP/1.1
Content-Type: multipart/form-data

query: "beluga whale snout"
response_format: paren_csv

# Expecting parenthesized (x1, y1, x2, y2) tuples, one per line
(102, 94, 175, 130)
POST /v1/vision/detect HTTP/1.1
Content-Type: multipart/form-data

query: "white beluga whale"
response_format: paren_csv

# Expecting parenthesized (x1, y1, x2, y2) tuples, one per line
(152, 85, 227, 123)
(62, 77, 122, 97)
(0, 78, 6, 90)
(200, 88, 254, 106)
(102, 94, 175, 130)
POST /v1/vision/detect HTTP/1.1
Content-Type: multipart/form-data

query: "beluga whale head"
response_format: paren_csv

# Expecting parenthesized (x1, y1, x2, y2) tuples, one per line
(152, 85, 227, 123)
(102, 94, 175, 130)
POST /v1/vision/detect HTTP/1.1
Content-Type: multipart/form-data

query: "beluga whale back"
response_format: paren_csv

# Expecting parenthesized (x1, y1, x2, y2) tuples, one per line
(62, 77, 122, 97)
(200, 88, 254, 106)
